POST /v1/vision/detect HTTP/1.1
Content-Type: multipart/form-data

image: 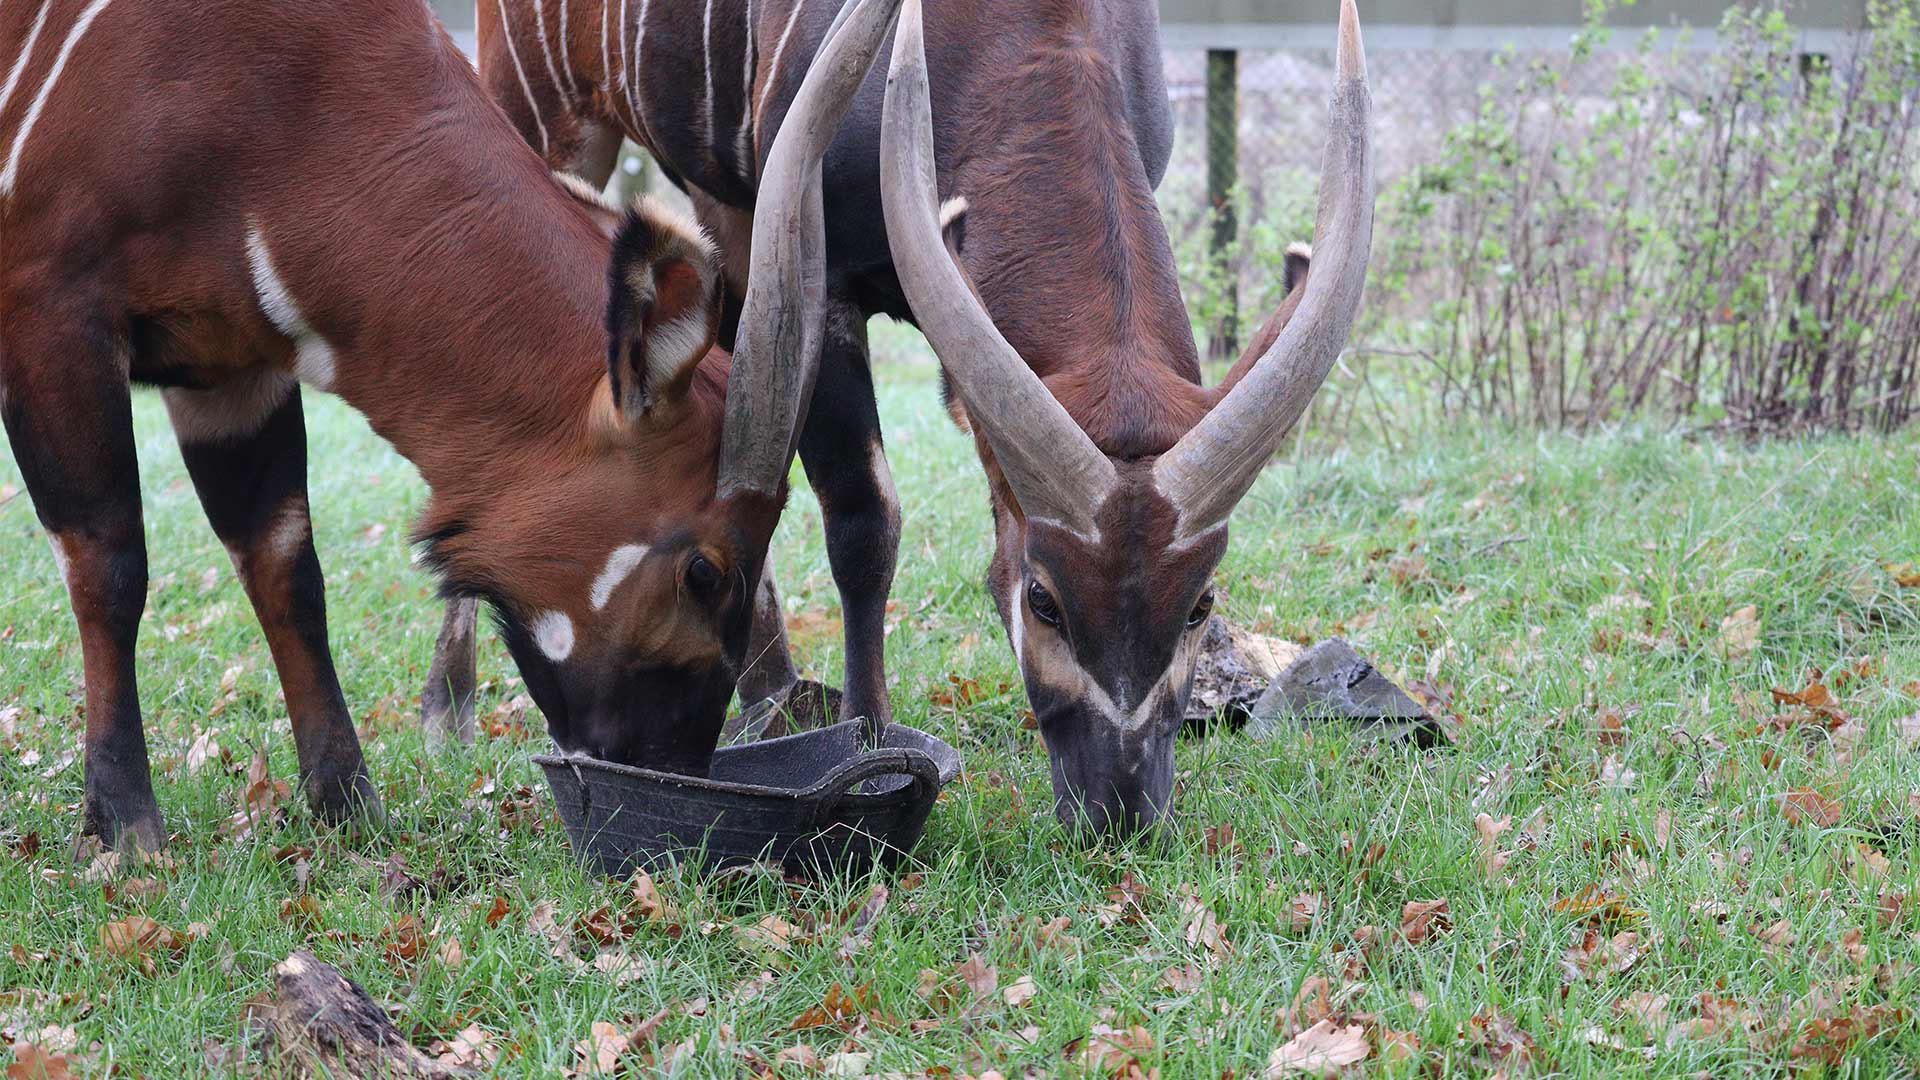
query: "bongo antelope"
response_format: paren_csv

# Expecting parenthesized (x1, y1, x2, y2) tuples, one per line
(0, 0, 896, 850)
(475, 0, 1373, 833)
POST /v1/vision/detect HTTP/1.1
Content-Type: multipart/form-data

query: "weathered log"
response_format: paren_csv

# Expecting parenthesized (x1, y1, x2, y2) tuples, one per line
(259, 951, 465, 1078)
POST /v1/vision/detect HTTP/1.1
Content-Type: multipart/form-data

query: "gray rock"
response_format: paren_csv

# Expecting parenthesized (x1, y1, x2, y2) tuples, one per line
(1246, 637, 1438, 746)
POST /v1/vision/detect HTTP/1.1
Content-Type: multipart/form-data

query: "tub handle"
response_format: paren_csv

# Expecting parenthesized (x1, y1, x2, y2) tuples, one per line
(805, 748, 941, 825)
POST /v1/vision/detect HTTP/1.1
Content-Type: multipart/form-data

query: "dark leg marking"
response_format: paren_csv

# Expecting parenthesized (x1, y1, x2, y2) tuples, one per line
(168, 384, 381, 827)
(421, 596, 480, 747)
(795, 299, 899, 732)
(1, 314, 165, 851)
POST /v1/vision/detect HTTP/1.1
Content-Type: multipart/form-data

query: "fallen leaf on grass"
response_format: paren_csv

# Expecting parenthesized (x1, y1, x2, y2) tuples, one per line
(1285, 892, 1322, 933)
(380, 914, 428, 966)
(837, 884, 889, 961)
(1717, 605, 1761, 660)
(1266, 1020, 1368, 1077)
(956, 953, 997, 1004)
(1550, 887, 1643, 927)
(787, 983, 883, 1033)
(4, 1043, 79, 1080)
(1789, 1004, 1907, 1065)
(97, 916, 192, 974)
(1096, 872, 1149, 927)
(1161, 963, 1204, 993)
(1780, 789, 1842, 827)
(1465, 1007, 1538, 1075)
(1077, 1024, 1155, 1078)
(1002, 974, 1039, 1008)
(1751, 918, 1796, 954)
(1180, 888, 1231, 962)
(1616, 992, 1670, 1031)
(1561, 929, 1641, 983)
(1474, 813, 1512, 879)
(225, 745, 291, 841)
(432, 1024, 497, 1068)
(1398, 899, 1450, 944)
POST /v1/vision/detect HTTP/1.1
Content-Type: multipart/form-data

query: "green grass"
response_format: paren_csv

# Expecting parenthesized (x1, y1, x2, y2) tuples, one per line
(3, 353, 1918, 1077)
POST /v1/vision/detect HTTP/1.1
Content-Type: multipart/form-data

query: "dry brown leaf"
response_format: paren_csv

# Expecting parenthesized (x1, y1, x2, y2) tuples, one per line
(4, 1043, 79, 1080)
(1161, 963, 1204, 993)
(1002, 974, 1038, 1008)
(380, 914, 428, 966)
(1276, 975, 1334, 1037)
(1474, 813, 1512, 879)
(1079, 1024, 1155, 1076)
(1285, 892, 1322, 933)
(1399, 899, 1450, 944)
(775, 1044, 822, 1070)
(570, 1020, 631, 1076)
(956, 953, 997, 1003)
(1717, 605, 1760, 660)
(628, 870, 679, 924)
(434, 1024, 497, 1068)
(1097, 871, 1149, 927)
(1561, 929, 1641, 983)
(1780, 789, 1843, 827)
(1751, 917, 1796, 953)
(1266, 1020, 1368, 1077)
(837, 884, 889, 960)
(1181, 889, 1232, 962)
(97, 916, 191, 974)
(1466, 1007, 1538, 1074)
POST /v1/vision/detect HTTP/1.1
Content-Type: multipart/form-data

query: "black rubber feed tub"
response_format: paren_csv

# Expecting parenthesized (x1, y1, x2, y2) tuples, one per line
(535, 720, 961, 877)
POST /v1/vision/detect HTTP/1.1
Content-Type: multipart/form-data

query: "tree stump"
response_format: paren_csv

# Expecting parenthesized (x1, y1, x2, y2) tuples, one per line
(259, 951, 465, 1078)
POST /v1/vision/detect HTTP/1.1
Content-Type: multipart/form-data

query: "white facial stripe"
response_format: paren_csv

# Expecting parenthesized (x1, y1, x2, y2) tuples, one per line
(1, 0, 115, 196)
(496, 0, 549, 155)
(244, 224, 337, 391)
(590, 543, 650, 610)
(532, 610, 576, 661)
(533, 0, 568, 113)
(1007, 576, 1026, 677)
(0, 2, 53, 123)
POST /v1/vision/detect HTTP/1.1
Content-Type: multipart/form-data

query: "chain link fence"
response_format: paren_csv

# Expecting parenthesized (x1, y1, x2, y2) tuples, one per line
(1156, 10, 1920, 435)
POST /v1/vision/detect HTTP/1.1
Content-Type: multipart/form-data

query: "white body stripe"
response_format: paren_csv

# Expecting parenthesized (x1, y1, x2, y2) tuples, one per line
(496, 0, 549, 154)
(532, 610, 576, 661)
(557, 0, 577, 98)
(590, 543, 651, 610)
(532, 0, 569, 113)
(756, 0, 806, 139)
(600, 0, 612, 103)
(737, 0, 756, 178)
(0, 2, 53, 123)
(244, 225, 337, 391)
(1, 0, 115, 195)
(700, 0, 716, 165)
(627, 0, 651, 136)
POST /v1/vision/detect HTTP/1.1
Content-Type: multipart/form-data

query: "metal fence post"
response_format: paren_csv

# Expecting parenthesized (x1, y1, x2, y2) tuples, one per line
(1206, 48, 1239, 360)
